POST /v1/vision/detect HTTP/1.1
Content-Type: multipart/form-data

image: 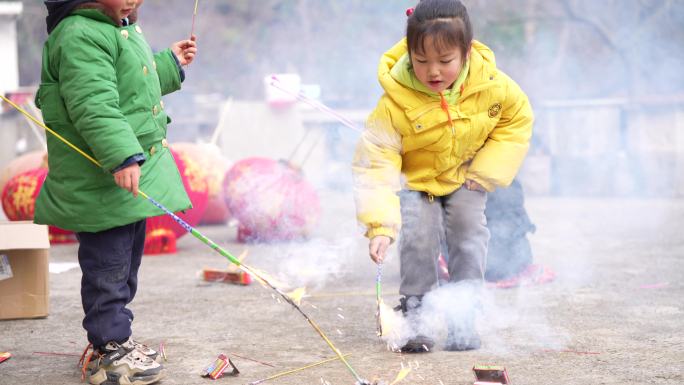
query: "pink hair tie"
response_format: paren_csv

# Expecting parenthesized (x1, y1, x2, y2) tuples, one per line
(406, 7, 415, 17)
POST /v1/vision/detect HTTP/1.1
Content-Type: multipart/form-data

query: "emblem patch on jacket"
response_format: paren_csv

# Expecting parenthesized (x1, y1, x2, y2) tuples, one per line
(488, 103, 502, 118)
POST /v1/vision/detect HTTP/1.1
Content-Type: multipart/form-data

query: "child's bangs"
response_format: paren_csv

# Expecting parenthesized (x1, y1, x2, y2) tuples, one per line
(409, 18, 468, 56)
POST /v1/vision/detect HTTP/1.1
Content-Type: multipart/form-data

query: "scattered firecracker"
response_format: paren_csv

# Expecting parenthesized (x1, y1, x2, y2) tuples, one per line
(202, 268, 252, 285)
(473, 364, 510, 385)
(201, 353, 240, 380)
(159, 342, 168, 362)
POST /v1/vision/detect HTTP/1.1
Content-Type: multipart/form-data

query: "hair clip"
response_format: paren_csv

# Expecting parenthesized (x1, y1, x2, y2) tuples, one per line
(406, 7, 415, 17)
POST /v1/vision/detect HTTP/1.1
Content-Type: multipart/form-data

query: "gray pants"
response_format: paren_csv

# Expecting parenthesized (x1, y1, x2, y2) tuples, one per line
(398, 188, 489, 296)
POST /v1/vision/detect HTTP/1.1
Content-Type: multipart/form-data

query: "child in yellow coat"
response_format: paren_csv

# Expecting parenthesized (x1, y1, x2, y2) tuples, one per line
(353, 0, 533, 352)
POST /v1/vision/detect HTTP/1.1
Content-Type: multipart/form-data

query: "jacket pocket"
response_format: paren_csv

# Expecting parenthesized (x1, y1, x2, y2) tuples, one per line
(404, 106, 458, 151)
(37, 83, 69, 126)
(127, 112, 158, 138)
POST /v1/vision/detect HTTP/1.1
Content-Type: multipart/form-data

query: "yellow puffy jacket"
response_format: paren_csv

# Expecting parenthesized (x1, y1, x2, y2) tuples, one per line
(353, 39, 533, 240)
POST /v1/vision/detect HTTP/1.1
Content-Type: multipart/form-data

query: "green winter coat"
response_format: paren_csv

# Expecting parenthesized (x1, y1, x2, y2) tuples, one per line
(34, 8, 191, 232)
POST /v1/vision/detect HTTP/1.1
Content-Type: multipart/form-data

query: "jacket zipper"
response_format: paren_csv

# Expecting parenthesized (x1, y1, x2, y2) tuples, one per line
(439, 91, 455, 136)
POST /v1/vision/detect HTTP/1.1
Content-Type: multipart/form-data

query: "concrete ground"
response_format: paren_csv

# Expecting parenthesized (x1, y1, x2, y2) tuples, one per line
(1, 192, 683, 385)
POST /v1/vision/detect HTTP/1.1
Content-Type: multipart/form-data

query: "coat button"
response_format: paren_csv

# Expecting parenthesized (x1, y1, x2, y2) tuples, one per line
(161, 139, 169, 148)
(160, 101, 165, 109)
(135, 25, 142, 34)
(143, 66, 148, 75)
(152, 105, 159, 115)
(149, 145, 156, 155)
(120, 30, 129, 39)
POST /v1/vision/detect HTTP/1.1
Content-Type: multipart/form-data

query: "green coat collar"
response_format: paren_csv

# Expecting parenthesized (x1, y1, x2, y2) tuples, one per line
(70, 8, 119, 27)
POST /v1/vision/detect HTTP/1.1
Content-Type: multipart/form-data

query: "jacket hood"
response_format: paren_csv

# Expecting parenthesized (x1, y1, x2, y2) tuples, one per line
(45, 1, 138, 33)
(45, 0, 93, 33)
(378, 38, 498, 109)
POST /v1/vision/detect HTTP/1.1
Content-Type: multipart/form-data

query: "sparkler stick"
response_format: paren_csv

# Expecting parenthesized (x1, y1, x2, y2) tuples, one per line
(376, 263, 383, 337)
(269, 76, 362, 133)
(190, 0, 199, 38)
(0, 94, 366, 384)
(247, 354, 352, 385)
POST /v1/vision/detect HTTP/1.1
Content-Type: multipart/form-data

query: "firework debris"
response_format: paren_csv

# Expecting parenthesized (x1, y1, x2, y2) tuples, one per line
(541, 349, 601, 355)
(473, 365, 510, 385)
(201, 354, 239, 380)
(159, 342, 168, 362)
(0, 352, 11, 364)
(229, 352, 275, 368)
(32, 351, 81, 357)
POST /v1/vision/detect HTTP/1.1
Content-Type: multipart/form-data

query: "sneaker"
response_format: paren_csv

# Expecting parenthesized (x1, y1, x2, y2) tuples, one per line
(394, 296, 434, 353)
(122, 338, 163, 363)
(84, 341, 164, 385)
(400, 334, 435, 353)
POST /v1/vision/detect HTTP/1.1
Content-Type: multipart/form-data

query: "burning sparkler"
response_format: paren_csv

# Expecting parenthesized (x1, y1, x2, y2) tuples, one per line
(0, 95, 369, 384)
(389, 366, 411, 385)
(286, 287, 307, 306)
(377, 301, 407, 352)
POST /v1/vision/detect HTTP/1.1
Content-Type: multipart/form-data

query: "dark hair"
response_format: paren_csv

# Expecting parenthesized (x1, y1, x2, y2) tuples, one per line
(406, 0, 473, 61)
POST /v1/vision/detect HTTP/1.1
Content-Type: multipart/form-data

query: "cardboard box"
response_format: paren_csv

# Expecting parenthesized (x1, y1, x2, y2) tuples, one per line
(0, 221, 50, 320)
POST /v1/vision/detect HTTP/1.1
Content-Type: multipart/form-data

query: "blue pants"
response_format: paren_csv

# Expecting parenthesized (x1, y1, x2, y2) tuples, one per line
(484, 179, 535, 281)
(76, 220, 146, 350)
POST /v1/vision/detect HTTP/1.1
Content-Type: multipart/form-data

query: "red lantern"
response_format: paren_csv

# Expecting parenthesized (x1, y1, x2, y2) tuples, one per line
(223, 157, 320, 242)
(172, 142, 232, 225)
(1, 167, 77, 244)
(144, 147, 210, 255)
(0, 151, 47, 196)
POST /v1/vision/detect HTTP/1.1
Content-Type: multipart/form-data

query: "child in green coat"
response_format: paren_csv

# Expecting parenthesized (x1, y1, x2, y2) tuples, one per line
(37, 0, 197, 383)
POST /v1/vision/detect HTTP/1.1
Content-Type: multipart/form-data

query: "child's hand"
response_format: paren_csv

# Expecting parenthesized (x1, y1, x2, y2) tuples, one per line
(114, 163, 141, 197)
(171, 35, 197, 66)
(464, 179, 486, 192)
(369, 235, 391, 264)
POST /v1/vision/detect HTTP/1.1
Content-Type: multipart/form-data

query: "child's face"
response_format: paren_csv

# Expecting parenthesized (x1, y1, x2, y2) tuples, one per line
(98, 0, 141, 20)
(410, 36, 465, 93)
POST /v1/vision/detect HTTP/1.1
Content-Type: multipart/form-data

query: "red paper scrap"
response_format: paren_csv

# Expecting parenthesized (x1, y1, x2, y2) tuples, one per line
(0, 352, 11, 364)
